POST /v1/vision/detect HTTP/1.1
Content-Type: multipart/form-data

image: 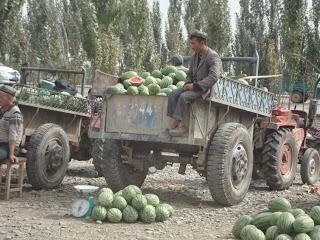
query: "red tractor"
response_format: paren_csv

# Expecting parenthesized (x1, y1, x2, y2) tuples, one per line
(254, 97, 320, 189)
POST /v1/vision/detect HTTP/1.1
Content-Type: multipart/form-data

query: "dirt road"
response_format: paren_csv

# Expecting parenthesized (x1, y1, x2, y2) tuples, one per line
(0, 160, 319, 240)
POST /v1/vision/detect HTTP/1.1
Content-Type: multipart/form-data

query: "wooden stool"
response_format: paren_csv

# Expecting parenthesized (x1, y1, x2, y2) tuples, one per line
(0, 157, 26, 200)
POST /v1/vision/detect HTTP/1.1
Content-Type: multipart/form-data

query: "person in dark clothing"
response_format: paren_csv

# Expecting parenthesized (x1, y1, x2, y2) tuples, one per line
(167, 30, 223, 137)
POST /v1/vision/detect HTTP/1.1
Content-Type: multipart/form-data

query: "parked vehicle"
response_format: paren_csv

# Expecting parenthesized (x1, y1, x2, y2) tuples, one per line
(12, 66, 92, 189)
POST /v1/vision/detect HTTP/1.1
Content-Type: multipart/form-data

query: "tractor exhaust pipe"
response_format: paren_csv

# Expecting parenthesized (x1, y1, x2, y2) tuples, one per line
(307, 99, 318, 129)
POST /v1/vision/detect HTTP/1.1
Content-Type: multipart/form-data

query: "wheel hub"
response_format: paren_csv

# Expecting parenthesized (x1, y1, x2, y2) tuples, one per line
(280, 144, 292, 175)
(46, 141, 63, 172)
(309, 158, 316, 175)
(232, 144, 248, 188)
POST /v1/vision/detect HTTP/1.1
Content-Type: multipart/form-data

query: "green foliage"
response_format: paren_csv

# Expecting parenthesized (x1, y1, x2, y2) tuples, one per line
(201, 0, 231, 56)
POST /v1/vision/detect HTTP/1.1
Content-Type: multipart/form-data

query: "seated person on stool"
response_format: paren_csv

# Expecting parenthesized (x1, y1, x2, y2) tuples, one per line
(0, 85, 23, 163)
(167, 30, 223, 136)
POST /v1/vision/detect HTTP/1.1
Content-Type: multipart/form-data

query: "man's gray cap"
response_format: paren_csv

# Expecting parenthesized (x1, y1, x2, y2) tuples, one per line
(0, 85, 16, 96)
(190, 30, 208, 41)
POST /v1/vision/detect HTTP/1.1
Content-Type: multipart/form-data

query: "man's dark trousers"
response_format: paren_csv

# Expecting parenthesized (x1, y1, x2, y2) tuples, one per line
(167, 88, 202, 121)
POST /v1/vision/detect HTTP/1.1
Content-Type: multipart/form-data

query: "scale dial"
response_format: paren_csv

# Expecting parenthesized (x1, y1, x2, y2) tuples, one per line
(71, 198, 90, 218)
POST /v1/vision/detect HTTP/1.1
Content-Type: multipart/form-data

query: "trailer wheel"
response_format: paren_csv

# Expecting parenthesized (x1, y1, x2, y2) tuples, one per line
(207, 123, 253, 206)
(301, 148, 320, 185)
(26, 124, 70, 189)
(262, 128, 298, 190)
(93, 140, 147, 192)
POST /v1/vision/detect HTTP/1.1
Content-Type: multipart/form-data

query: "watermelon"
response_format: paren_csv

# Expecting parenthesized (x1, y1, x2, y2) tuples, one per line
(121, 71, 137, 80)
(294, 233, 311, 240)
(309, 206, 320, 225)
(122, 205, 139, 223)
(268, 197, 292, 212)
(140, 205, 156, 223)
(309, 225, 320, 240)
(138, 85, 150, 96)
(160, 88, 173, 95)
(176, 81, 185, 88)
(293, 215, 314, 233)
(238, 79, 249, 85)
(240, 225, 265, 240)
(157, 93, 167, 97)
(168, 85, 178, 90)
(161, 66, 177, 76)
(98, 190, 114, 208)
(291, 209, 306, 218)
(122, 186, 137, 203)
(168, 73, 176, 80)
(160, 203, 174, 217)
(129, 185, 142, 195)
(114, 83, 125, 89)
(145, 76, 158, 86)
(114, 190, 122, 197)
(176, 65, 189, 74)
(127, 86, 139, 95)
(107, 208, 122, 223)
(270, 212, 283, 226)
(123, 79, 132, 89)
(155, 204, 170, 222)
(148, 84, 161, 95)
(277, 212, 295, 234)
(252, 212, 273, 232)
(132, 195, 148, 210)
(99, 187, 113, 195)
(175, 70, 187, 82)
(112, 196, 127, 211)
(144, 194, 160, 207)
(128, 76, 144, 87)
(155, 78, 162, 85)
(60, 91, 71, 96)
(151, 70, 163, 79)
(106, 86, 126, 95)
(160, 76, 173, 89)
(266, 226, 279, 240)
(275, 234, 292, 240)
(232, 215, 253, 238)
(140, 72, 150, 79)
(91, 205, 107, 221)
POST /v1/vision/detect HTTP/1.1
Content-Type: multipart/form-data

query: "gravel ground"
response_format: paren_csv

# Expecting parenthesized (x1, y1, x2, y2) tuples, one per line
(0, 160, 320, 240)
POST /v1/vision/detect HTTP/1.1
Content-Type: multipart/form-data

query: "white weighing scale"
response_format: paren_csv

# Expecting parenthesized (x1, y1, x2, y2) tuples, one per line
(71, 185, 99, 218)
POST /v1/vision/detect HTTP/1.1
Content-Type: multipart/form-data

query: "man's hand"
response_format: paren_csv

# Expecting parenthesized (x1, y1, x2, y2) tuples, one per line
(8, 153, 15, 163)
(183, 83, 194, 91)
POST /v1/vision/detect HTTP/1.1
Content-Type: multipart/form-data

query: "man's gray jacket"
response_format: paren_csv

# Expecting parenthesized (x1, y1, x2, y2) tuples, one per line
(185, 47, 223, 98)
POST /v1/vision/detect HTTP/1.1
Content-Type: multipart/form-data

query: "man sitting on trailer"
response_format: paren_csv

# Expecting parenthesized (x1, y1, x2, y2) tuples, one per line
(0, 85, 23, 162)
(167, 30, 222, 136)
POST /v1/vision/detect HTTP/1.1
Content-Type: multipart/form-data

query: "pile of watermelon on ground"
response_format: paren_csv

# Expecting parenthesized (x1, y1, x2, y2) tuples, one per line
(90, 185, 174, 224)
(106, 65, 189, 96)
(232, 197, 320, 240)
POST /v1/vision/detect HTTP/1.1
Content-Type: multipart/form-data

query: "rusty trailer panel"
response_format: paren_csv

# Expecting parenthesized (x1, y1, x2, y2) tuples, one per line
(19, 103, 82, 145)
(90, 94, 255, 146)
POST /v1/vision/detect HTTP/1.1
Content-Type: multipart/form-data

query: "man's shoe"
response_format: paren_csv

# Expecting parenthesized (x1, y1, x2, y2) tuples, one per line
(169, 126, 187, 137)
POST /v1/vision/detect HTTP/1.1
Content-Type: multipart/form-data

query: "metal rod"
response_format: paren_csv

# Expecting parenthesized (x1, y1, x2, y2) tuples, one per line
(255, 49, 260, 87)
(81, 67, 86, 95)
(21, 67, 84, 75)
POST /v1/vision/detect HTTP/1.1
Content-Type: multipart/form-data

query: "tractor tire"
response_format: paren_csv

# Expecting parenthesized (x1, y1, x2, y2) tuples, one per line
(291, 91, 307, 103)
(262, 128, 298, 190)
(207, 123, 253, 206)
(91, 141, 103, 177)
(301, 148, 320, 185)
(26, 123, 70, 189)
(93, 140, 147, 192)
